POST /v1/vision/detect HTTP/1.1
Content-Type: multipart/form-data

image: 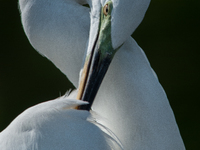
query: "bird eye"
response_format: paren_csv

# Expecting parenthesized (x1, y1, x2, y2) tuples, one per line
(103, 4, 109, 16)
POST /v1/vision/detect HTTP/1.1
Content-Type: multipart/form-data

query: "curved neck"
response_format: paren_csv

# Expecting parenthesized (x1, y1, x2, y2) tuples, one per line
(92, 37, 185, 149)
(19, 0, 91, 87)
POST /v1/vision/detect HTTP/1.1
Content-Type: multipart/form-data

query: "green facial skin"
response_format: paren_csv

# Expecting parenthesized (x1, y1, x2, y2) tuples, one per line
(98, 1, 115, 62)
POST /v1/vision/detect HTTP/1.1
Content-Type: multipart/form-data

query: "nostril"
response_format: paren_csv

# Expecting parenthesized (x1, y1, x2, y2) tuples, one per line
(82, 4, 90, 8)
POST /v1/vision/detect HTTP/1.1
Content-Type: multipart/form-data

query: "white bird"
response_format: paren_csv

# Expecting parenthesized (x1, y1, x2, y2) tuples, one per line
(0, 0, 185, 149)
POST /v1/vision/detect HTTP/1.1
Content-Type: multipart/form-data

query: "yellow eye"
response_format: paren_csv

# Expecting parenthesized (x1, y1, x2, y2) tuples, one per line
(103, 4, 109, 16)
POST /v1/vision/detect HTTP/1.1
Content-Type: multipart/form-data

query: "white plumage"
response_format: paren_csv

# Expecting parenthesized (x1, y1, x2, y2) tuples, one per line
(0, 0, 185, 149)
(0, 95, 122, 149)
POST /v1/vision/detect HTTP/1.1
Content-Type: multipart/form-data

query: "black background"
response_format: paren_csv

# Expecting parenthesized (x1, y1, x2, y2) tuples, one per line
(0, 0, 199, 149)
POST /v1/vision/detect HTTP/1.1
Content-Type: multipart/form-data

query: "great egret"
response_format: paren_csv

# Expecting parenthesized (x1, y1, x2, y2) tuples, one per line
(0, 0, 185, 149)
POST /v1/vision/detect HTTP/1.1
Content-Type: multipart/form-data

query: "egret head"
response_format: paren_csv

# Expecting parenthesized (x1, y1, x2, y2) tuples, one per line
(77, 0, 150, 110)
(85, 0, 150, 50)
(19, 0, 150, 110)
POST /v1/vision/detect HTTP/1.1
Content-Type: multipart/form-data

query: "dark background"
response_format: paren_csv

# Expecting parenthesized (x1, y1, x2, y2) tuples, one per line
(0, 0, 199, 149)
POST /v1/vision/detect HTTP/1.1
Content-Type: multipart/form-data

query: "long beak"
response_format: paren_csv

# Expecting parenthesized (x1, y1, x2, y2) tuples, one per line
(76, 31, 113, 110)
(76, 1, 119, 110)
